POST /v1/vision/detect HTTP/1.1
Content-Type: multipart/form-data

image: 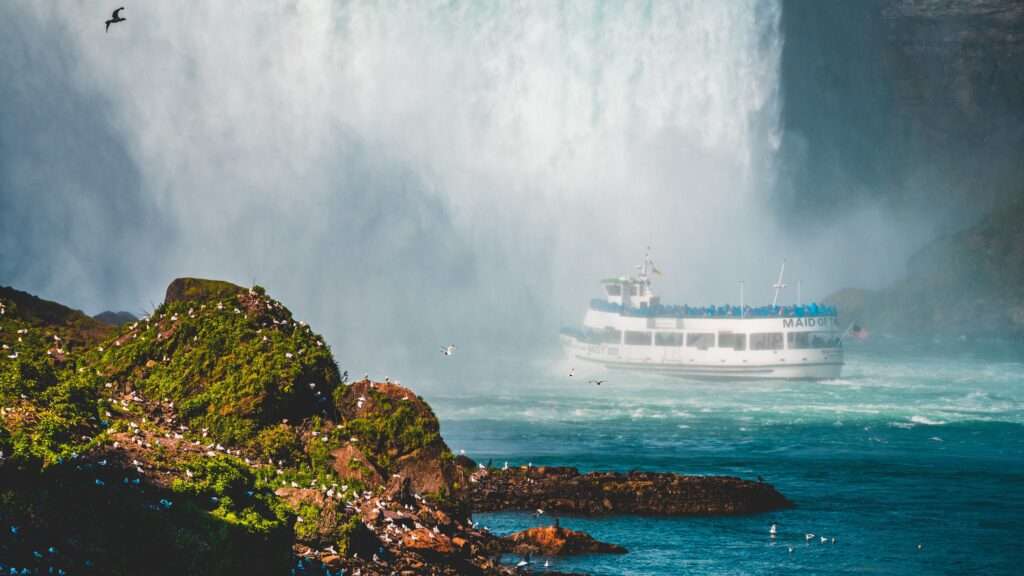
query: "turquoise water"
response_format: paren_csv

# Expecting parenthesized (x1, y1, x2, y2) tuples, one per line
(431, 340, 1024, 575)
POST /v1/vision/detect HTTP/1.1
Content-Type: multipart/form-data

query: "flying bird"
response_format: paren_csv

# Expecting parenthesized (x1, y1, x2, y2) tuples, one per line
(105, 7, 126, 32)
(587, 379, 606, 386)
(441, 345, 456, 356)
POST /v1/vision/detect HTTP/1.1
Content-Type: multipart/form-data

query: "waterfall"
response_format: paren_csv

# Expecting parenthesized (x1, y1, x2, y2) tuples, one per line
(3, 0, 784, 379)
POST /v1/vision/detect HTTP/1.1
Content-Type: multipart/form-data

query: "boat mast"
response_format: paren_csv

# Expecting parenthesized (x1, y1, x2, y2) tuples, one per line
(771, 260, 787, 308)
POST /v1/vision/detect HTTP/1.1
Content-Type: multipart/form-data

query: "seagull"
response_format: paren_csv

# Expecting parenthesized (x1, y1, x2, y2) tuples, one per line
(105, 7, 126, 32)
(769, 523, 777, 537)
(441, 345, 456, 356)
(587, 379, 606, 386)
(805, 533, 815, 541)
(533, 508, 544, 517)
(568, 367, 575, 377)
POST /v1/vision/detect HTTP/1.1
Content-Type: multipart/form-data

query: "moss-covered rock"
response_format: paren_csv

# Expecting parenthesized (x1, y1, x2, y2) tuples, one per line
(0, 278, 527, 575)
(93, 279, 342, 449)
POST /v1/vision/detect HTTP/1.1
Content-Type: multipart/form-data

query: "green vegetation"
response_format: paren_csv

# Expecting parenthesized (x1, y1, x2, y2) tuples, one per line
(0, 278, 461, 574)
(93, 285, 342, 448)
(0, 310, 103, 469)
(341, 389, 440, 472)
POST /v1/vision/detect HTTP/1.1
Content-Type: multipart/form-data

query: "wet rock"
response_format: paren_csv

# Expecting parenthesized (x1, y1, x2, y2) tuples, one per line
(502, 526, 627, 556)
(402, 527, 455, 556)
(470, 466, 792, 515)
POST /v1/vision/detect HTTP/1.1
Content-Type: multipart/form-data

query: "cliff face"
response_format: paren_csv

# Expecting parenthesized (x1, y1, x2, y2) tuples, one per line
(777, 0, 1024, 223)
(826, 198, 1024, 337)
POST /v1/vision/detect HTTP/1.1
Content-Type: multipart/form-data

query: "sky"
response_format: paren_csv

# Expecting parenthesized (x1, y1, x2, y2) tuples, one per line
(0, 1, 958, 386)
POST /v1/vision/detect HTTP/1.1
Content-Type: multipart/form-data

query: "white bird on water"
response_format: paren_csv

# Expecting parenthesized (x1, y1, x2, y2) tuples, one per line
(769, 523, 777, 537)
(805, 533, 815, 541)
(441, 345, 456, 356)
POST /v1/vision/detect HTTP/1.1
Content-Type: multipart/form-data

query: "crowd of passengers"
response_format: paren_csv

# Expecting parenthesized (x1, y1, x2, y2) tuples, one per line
(590, 299, 837, 318)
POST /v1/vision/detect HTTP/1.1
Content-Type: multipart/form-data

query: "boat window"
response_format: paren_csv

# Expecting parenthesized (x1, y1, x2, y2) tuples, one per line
(655, 332, 684, 347)
(605, 284, 622, 296)
(718, 332, 746, 351)
(625, 331, 652, 346)
(750, 333, 784, 350)
(598, 328, 622, 344)
(686, 333, 715, 350)
(787, 332, 810, 349)
(787, 332, 840, 349)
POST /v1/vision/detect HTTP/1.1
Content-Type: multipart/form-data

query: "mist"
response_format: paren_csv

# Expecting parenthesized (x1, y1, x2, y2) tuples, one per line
(2, 1, 1016, 388)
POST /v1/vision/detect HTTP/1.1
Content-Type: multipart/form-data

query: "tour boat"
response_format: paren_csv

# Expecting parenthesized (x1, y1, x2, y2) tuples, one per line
(561, 251, 843, 380)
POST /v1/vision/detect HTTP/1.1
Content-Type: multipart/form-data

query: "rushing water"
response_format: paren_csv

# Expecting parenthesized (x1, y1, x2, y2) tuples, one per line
(430, 339, 1024, 575)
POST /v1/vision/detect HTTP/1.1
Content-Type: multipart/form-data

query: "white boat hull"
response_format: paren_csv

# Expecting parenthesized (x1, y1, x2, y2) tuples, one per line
(562, 335, 844, 381)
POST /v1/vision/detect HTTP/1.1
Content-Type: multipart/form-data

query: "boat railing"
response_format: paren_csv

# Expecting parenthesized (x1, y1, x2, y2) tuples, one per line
(589, 299, 837, 319)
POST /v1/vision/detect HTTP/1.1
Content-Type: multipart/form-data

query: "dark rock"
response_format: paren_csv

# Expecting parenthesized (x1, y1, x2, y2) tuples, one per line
(164, 277, 245, 304)
(469, 467, 792, 516)
(93, 310, 137, 326)
(0, 285, 115, 347)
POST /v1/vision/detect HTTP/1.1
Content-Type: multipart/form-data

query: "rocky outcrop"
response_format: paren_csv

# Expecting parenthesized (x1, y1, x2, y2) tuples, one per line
(93, 310, 137, 326)
(469, 466, 792, 516)
(825, 198, 1024, 338)
(330, 444, 384, 486)
(501, 526, 627, 556)
(163, 277, 245, 304)
(0, 285, 115, 348)
(334, 379, 475, 502)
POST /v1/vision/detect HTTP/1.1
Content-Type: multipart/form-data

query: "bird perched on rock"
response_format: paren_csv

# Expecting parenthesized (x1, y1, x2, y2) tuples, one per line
(105, 7, 126, 32)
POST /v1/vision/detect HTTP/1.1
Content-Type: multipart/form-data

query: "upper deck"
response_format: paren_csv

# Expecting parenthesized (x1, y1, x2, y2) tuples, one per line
(589, 299, 837, 319)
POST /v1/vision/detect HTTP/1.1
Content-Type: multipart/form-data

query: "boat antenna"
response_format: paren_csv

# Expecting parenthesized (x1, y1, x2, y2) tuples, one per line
(771, 259, 787, 308)
(738, 281, 745, 317)
(637, 246, 658, 283)
(797, 280, 802, 306)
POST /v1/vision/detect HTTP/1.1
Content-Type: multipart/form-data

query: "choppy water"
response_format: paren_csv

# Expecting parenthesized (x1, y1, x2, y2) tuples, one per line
(430, 339, 1024, 575)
